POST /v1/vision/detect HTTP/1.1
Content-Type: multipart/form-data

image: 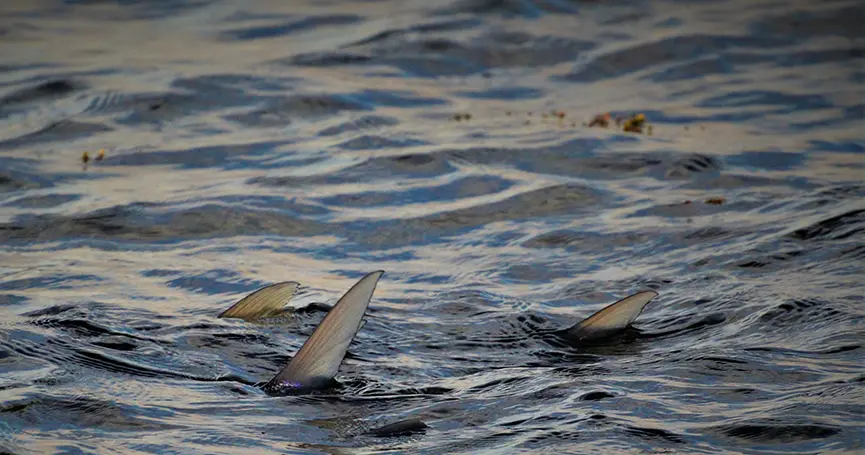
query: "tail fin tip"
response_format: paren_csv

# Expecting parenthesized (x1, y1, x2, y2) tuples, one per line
(218, 281, 300, 321)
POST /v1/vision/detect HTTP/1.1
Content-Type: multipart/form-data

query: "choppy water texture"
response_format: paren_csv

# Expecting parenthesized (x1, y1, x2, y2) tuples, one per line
(1, 0, 864, 453)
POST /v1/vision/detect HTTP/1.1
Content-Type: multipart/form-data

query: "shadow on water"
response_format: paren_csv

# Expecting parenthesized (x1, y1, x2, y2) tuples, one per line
(1, 0, 864, 453)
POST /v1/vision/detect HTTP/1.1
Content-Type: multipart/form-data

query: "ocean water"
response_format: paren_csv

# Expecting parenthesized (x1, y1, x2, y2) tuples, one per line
(1, 0, 863, 453)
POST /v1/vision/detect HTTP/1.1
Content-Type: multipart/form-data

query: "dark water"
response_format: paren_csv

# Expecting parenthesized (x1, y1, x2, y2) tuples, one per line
(1, 0, 864, 453)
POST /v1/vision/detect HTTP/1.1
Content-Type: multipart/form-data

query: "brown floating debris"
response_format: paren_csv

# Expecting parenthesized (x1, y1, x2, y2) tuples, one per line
(439, 108, 655, 135)
(588, 112, 612, 128)
(705, 197, 726, 205)
(622, 113, 646, 133)
(451, 113, 472, 122)
(81, 149, 107, 169)
(586, 112, 653, 135)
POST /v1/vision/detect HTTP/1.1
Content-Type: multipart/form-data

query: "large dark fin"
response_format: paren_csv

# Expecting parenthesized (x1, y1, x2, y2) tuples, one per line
(563, 291, 659, 342)
(218, 281, 299, 321)
(264, 271, 384, 393)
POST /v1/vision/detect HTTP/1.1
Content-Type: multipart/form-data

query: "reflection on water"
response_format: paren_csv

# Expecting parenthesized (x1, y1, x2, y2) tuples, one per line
(1, 0, 863, 453)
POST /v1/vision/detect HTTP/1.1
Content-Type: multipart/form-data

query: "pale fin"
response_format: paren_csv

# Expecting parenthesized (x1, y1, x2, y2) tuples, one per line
(563, 291, 659, 342)
(218, 282, 299, 321)
(264, 271, 384, 392)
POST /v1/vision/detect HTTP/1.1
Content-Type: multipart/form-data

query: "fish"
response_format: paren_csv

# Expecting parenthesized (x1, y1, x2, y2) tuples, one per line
(219, 271, 384, 394)
(366, 418, 429, 437)
(558, 290, 659, 343)
(214, 271, 656, 444)
(218, 273, 655, 396)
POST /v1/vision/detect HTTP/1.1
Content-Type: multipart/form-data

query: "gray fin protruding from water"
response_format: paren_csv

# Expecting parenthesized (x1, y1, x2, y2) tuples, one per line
(218, 281, 299, 321)
(264, 271, 384, 392)
(563, 290, 659, 342)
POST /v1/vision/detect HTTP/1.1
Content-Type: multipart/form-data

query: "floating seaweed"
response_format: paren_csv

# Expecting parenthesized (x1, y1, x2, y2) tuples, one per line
(81, 148, 106, 169)
(588, 112, 612, 128)
(443, 108, 655, 135)
(622, 113, 646, 133)
(451, 113, 472, 121)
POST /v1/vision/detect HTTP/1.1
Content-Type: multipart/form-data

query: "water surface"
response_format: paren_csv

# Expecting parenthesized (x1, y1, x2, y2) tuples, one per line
(1, 0, 863, 453)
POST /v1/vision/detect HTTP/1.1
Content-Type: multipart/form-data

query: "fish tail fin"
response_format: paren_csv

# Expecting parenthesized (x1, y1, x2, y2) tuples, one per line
(264, 271, 384, 393)
(564, 290, 659, 342)
(218, 281, 300, 321)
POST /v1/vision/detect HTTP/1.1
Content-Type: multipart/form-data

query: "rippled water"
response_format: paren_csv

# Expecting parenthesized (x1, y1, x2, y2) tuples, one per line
(1, 0, 864, 453)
